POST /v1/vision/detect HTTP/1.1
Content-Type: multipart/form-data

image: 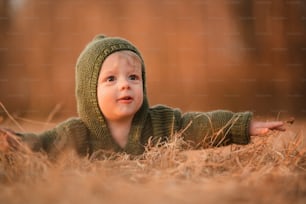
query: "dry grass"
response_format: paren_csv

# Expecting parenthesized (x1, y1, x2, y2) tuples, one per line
(0, 121, 305, 204)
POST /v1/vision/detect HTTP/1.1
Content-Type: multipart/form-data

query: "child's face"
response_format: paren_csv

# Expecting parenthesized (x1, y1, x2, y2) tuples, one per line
(97, 51, 143, 122)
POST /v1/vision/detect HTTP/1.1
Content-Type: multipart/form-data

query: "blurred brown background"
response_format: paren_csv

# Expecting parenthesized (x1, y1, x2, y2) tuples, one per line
(0, 0, 305, 121)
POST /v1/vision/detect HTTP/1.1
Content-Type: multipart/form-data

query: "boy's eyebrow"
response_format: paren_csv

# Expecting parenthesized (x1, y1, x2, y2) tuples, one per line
(125, 69, 141, 77)
(100, 69, 115, 76)
(127, 63, 141, 70)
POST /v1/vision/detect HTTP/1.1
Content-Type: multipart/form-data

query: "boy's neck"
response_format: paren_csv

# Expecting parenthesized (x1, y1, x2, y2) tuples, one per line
(107, 117, 133, 148)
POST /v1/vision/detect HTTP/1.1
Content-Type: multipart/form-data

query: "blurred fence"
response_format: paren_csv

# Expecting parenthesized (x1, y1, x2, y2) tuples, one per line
(0, 0, 305, 119)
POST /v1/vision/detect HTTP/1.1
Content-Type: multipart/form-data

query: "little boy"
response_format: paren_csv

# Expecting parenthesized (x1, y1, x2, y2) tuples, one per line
(0, 35, 285, 157)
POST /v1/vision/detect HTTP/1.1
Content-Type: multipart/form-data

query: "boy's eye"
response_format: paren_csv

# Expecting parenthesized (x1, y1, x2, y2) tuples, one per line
(129, 74, 139, 80)
(106, 76, 115, 82)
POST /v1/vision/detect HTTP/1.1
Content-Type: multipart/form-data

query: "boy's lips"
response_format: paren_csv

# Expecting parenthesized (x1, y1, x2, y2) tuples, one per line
(117, 96, 133, 103)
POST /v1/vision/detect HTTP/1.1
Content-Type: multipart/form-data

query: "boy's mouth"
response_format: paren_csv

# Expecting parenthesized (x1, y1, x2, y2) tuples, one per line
(117, 96, 133, 103)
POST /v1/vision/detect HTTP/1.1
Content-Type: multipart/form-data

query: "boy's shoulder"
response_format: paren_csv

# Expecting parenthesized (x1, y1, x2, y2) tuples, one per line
(56, 117, 86, 127)
(147, 105, 182, 135)
(149, 104, 181, 113)
(54, 117, 89, 135)
(148, 104, 182, 121)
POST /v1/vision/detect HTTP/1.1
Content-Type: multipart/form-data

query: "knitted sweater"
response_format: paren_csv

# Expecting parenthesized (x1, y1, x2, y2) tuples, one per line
(19, 106, 252, 156)
(18, 35, 253, 157)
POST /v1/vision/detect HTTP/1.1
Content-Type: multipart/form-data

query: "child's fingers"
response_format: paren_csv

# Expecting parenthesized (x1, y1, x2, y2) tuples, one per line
(258, 121, 285, 131)
(250, 118, 292, 136)
(6, 134, 21, 150)
(0, 130, 10, 152)
(259, 128, 269, 135)
(266, 118, 294, 128)
(256, 126, 285, 136)
(272, 126, 286, 131)
(264, 121, 284, 128)
(0, 128, 21, 152)
(250, 127, 269, 136)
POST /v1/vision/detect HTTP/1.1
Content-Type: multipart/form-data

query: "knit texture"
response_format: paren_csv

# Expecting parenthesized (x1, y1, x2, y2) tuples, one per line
(17, 34, 253, 157)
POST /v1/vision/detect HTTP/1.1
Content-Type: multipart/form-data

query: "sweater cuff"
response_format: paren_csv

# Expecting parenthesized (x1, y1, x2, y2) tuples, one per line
(15, 132, 44, 152)
(229, 111, 253, 144)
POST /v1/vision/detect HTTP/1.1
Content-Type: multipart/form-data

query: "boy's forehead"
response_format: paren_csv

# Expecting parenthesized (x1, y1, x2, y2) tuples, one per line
(107, 51, 141, 61)
(101, 51, 142, 70)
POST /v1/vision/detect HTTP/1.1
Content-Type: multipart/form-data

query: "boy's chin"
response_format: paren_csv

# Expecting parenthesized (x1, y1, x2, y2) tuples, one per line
(108, 112, 137, 122)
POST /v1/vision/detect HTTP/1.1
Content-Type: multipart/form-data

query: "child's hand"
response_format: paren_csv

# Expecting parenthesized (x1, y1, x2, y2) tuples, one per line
(249, 120, 287, 136)
(0, 128, 21, 152)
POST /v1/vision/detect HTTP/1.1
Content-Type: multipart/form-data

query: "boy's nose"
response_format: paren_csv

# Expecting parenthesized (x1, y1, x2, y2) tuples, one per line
(119, 78, 130, 90)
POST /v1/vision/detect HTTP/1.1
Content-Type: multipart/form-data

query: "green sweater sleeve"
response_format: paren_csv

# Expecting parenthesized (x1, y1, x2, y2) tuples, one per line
(17, 118, 89, 157)
(180, 110, 253, 148)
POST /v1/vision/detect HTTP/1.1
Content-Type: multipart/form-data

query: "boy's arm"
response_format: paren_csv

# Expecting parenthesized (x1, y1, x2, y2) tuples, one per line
(2, 118, 89, 157)
(180, 110, 253, 148)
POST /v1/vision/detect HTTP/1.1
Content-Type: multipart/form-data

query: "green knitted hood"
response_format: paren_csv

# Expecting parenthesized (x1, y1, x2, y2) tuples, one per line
(75, 35, 149, 153)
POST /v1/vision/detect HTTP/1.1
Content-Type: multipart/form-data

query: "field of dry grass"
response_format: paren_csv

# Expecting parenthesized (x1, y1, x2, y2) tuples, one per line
(0, 118, 305, 204)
